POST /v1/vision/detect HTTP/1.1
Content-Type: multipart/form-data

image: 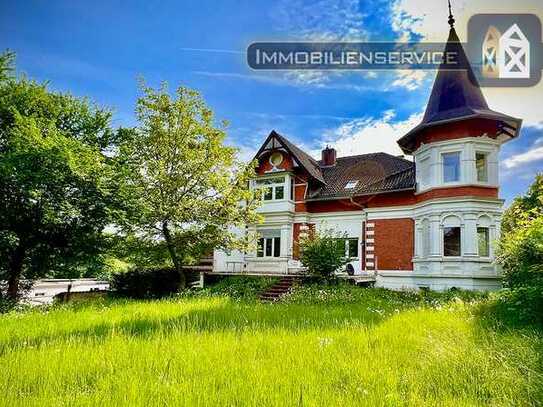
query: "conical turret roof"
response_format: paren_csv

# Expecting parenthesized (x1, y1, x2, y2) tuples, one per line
(397, 25, 521, 154)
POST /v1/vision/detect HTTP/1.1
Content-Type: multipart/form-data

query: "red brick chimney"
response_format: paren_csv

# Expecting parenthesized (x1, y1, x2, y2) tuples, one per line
(321, 146, 337, 166)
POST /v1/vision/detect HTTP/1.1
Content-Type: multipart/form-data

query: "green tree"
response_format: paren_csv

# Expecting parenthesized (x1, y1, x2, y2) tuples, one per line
(299, 229, 351, 280)
(120, 82, 261, 288)
(0, 52, 125, 299)
(496, 174, 543, 324)
(501, 174, 543, 234)
(498, 173, 543, 287)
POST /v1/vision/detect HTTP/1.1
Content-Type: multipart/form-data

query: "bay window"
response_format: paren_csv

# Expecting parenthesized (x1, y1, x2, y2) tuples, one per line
(255, 177, 286, 201)
(476, 152, 488, 182)
(443, 227, 461, 256)
(477, 227, 490, 257)
(442, 152, 460, 183)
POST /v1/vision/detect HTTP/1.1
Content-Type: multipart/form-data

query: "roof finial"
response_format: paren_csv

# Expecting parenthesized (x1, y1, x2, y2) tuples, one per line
(447, 0, 455, 28)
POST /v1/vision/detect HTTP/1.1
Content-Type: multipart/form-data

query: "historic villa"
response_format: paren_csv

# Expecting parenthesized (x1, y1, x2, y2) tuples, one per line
(213, 19, 522, 291)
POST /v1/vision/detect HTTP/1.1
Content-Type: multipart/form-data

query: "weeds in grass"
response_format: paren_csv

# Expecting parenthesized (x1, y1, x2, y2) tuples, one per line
(0, 283, 541, 406)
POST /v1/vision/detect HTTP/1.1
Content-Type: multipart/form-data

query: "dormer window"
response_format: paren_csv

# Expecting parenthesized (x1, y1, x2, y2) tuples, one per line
(345, 180, 358, 189)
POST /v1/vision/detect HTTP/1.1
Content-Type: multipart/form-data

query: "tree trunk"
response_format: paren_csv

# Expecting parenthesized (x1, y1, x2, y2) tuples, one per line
(7, 244, 26, 300)
(162, 221, 187, 289)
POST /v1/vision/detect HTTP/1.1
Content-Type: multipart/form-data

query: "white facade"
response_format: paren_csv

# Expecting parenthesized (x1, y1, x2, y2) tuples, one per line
(382, 135, 504, 291)
(213, 135, 507, 291)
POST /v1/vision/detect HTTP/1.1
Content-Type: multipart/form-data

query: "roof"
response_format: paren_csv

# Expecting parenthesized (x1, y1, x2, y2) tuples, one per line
(307, 153, 415, 199)
(254, 132, 416, 200)
(254, 130, 325, 183)
(397, 27, 522, 154)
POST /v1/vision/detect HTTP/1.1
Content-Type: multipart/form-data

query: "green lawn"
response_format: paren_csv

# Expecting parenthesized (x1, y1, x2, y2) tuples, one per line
(1, 284, 542, 406)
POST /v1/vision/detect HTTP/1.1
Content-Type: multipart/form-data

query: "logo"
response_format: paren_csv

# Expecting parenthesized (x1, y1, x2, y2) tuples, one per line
(482, 24, 529, 79)
(467, 14, 542, 87)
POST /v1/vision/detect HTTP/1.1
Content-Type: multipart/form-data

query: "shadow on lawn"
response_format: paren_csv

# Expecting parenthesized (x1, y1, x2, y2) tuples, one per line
(0, 300, 395, 353)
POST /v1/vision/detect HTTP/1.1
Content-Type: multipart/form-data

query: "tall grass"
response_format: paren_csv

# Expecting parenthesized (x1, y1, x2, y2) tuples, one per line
(1, 285, 542, 406)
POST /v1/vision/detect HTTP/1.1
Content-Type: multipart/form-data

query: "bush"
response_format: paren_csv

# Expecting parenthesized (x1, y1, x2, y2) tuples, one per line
(496, 174, 543, 325)
(299, 230, 350, 280)
(110, 268, 181, 299)
(498, 216, 543, 289)
(188, 276, 278, 301)
(491, 286, 543, 326)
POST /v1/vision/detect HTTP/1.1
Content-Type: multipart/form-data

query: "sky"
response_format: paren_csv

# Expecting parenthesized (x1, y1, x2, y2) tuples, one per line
(1, 0, 542, 203)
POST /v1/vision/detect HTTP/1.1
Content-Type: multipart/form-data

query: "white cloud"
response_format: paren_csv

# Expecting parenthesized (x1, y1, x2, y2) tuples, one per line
(391, 0, 543, 126)
(387, 70, 429, 91)
(503, 146, 543, 169)
(315, 110, 424, 157)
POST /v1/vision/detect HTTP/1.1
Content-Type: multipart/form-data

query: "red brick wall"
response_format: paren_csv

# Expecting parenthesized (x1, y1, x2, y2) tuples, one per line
(369, 218, 414, 271)
(413, 119, 500, 151)
(415, 186, 498, 201)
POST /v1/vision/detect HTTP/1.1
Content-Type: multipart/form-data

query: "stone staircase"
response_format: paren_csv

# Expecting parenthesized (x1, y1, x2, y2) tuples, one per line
(259, 276, 299, 302)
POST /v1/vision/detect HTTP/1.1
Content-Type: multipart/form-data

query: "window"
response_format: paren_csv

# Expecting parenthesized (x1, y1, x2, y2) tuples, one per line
(269, 152, 283, 167)
(443, 227, 461, 256)
(476, 152, 488, 182)
(421, 219, 430, 257)
(257, 236, 281, 257)
(419, 157, 430, 187)
(290, 178, 294, 200)
(442, 152, 460, 183)
(347, 238, 359, 258)
(335, 238, 359, 258)
(345, 180, 358, 189)
(256, 177, 285, 201)
(478, 227, 490, 257)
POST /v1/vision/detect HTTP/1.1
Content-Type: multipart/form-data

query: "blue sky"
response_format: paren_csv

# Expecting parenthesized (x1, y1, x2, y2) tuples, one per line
(1, 0, 542, 203)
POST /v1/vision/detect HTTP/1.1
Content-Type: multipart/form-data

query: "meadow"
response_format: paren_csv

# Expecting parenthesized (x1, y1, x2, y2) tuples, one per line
(1, 282, 542, 406)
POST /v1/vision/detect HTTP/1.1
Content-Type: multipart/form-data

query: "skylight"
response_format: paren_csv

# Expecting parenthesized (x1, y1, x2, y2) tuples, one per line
(345, 181, 358, 189)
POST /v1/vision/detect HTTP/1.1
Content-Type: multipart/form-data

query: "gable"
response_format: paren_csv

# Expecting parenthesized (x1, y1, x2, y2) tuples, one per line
(254, 130, 325, 183)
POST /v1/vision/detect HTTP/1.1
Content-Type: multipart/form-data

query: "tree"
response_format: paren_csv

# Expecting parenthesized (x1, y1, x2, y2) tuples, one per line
(0, 52, 125, 299)
(496, 174, 543, 325)
(501, 174, 543, 234)
(298, 229, 351, 280)
(120, 82, 261, 289)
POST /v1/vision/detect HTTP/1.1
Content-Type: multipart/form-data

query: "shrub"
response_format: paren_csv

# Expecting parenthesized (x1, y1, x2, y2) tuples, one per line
(498, 216, 543, 289)
(299, 230, 350, 280)
(496, 174, 543, 325)
(110, 268, 181, 299)
(188, 276, 278, 301)
(491, 286, 543, 326)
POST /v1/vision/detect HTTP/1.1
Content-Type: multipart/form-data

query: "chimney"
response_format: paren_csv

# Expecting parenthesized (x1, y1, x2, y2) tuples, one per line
(321, 146, 337, 166)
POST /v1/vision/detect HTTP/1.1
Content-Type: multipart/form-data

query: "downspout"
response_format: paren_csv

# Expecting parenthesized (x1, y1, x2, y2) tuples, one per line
(349, 196, 368, 276)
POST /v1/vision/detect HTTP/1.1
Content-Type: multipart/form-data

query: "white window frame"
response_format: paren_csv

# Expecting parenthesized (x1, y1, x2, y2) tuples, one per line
(441, 151, 461, 184)
(418, 156, 431, 189)
(257, 236, 281, 258)
(255, 177, 286, 201)
(442, 215, 462, 257)
(475, 151, 489, 183)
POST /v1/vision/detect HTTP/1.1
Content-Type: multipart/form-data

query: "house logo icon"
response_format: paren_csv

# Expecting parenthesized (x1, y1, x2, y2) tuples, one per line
(482, 23, 530, 79)
(468, 14, 542, 87)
